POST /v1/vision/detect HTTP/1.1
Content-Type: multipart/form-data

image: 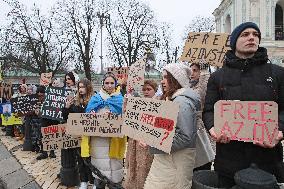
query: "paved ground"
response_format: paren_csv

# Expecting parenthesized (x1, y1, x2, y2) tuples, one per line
(0, 129, 87, 189)
(1, 127, 284, 189)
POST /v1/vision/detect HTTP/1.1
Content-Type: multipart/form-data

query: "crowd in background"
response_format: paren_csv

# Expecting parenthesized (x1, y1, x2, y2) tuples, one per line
(0, 21, 284, 189)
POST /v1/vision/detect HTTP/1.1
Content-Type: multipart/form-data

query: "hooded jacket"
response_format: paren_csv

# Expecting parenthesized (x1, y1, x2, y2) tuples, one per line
(150, 88, 200, 154)
(203, 47, 284, 182)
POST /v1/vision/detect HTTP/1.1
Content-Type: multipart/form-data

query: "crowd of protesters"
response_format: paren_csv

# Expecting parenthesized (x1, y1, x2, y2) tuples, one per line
(0, 21, 283, 189)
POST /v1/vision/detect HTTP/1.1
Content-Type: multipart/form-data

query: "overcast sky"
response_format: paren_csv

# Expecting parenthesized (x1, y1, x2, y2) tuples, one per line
(0, 0, 220, 44)
(0, 0, 221, 71)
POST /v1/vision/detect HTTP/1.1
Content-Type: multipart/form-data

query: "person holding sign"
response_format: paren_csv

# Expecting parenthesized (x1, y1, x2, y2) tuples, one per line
(84, 72, 126, 189)
(63, 78, 94, 189)
(59, 72, 80, 187)
(203, 22, 284, 187)
(144, 63, 200, 189)
(124, 80, 158, 189)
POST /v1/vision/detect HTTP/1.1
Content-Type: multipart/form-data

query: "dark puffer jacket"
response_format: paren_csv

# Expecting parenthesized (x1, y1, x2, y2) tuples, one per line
(203, 47, 284, 182)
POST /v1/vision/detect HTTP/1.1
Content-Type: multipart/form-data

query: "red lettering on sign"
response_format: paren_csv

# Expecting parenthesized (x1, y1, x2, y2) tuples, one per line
(160, 131, 169, 145)
(261, 102, 274, 122)
(154, 117, 174, 131)
(247, 102, 258, 121)
(220, 102, 231, 118)
(264, 123, 279, 144)
(220, 121, 234, 137)
(234, 103, 245, 119)
(231, 122, 244, 140)
(253, 123, 265, 143)
(43, 125, 58, 134)
(140, 113, 155, 126)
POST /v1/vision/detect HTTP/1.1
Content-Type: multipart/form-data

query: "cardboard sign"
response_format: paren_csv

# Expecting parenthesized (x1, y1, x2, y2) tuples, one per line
(41, 87, 71, 121)
(10, 94, 38, 115)
(41, 124, 81, 151)
(66, 113, 123, 137)
(214, 100, 278, 145)
(122, 97, 179, 153)
(180, 32, 230, 67)
(107, 67, 129, 83)
(0, 82, 12, 99)
(127, 56, 146, 96)
(40, 72, 52, 86)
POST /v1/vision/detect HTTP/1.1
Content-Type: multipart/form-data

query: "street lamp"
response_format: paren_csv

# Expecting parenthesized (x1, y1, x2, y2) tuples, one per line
(97, 12, 110, 74)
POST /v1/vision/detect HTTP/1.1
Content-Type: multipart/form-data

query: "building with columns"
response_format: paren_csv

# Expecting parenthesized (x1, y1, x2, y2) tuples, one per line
(213, 0, 284, 66)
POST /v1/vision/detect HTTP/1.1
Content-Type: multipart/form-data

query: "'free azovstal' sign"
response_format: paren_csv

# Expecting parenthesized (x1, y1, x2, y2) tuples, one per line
(214, 100, 278, 145)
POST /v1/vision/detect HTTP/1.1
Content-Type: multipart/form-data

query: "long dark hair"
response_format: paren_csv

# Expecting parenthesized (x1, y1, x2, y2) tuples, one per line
(161, 70, 182, 100)
(75, 78, 94, 106)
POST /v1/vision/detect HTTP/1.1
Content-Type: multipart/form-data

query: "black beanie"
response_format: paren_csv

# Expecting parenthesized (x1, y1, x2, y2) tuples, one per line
(230, 22, 261, 51)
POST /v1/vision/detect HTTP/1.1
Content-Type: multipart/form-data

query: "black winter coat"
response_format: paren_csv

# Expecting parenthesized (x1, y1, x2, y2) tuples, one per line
(62, 103, 85, 121)
(203, 47, 284, 182)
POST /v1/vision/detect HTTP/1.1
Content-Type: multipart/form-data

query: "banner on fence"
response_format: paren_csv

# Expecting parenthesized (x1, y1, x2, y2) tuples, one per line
(214, 100, 278, 145)
(122, 97, 179, 153)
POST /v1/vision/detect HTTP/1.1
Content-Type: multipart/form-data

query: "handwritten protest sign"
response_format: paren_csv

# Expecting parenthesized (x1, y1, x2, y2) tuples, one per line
(41, 124, 81, 151)
(214, 100, 278, 145)
(40, 72, 52, 86)
(41, 87, 71, 121)
(180, 32, 230, 67)
(107, 67, 129, 83)
(127, 56, 146, 96)
(10, 94, 38, 115)
(122, 97, 179, 153)
(0, 82, 12, 99)
(66, 113, 123, 137)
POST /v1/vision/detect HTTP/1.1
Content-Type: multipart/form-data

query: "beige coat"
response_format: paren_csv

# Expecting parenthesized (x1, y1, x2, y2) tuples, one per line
(123, 139, 154, 189)
(144, 148, 196, 189)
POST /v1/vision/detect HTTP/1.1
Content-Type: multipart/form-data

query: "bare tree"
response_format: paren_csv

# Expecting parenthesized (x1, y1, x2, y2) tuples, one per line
(53, 0, 99, 80)
(105, 0, 158, 67)
(183, 16, 216, 40)
(1, 0, 73, 76)
(154, 22, 181, 70)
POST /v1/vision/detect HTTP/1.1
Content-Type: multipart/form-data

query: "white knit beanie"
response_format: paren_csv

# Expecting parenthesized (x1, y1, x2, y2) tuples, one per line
(163, 63, 191, 88)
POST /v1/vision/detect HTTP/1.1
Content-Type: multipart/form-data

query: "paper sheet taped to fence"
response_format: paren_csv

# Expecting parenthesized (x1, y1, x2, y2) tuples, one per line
(66, 113, 123, 137)
(180, 32, 230, 67)
(122, 97, 179, 153)
(214, 100, 278, 145)
(41, 124, 81, 151)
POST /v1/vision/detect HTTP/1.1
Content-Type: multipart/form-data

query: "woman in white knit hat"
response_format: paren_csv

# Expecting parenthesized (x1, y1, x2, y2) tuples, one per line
(144, 63, 201, 189)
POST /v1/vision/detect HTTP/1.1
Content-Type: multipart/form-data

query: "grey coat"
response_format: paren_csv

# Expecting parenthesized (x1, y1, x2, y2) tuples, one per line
(150, 88, 201, 154)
